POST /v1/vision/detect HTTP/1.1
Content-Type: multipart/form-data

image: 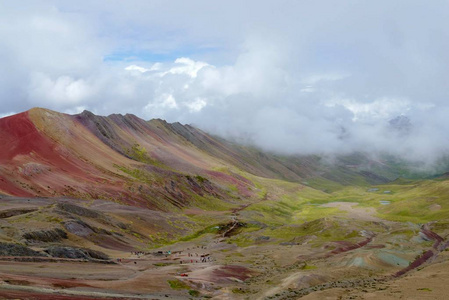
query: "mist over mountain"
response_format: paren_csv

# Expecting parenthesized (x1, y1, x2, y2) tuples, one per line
(0, 108, 387, 199)
(1, 1, 449, 162)
(1, 107, 448, 203)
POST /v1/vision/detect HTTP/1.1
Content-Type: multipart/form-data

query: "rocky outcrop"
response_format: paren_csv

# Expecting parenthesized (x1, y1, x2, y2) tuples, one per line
(56, 203, 100, 218)
(44, 246, 109, 261)
(0, 242, 45, 256)
(22, 228, 68, 243)
(63, 220, 94, 237)
(0, 208, 37, 219)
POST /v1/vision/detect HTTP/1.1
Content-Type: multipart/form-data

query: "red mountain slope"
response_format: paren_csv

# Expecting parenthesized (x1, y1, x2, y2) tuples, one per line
(0, 108, 255, 209)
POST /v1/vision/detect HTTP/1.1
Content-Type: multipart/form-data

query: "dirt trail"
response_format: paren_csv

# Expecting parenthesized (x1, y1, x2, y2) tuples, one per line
(222, 219, 240, 238)
(222, 192, 269, 238)
(0, 282, 169, 299)
(0, 256, 114, 264)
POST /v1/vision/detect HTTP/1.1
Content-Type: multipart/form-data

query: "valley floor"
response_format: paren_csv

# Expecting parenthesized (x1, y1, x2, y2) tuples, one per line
(1, 179, 449, 299)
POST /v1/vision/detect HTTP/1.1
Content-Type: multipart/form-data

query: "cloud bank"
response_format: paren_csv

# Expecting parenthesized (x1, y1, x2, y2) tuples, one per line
(1, 1, 449, 162)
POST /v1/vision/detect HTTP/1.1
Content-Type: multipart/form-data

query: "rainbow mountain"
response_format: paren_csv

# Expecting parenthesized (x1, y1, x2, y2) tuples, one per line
(0, 107, 403, 209)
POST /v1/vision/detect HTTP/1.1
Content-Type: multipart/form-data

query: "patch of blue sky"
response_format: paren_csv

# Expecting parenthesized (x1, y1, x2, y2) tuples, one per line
(103, 46, 220, 63)
(104, 51, 183, 63)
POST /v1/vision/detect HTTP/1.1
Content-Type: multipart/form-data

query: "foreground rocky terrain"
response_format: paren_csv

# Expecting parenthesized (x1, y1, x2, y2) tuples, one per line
(1, 108, 449, 299)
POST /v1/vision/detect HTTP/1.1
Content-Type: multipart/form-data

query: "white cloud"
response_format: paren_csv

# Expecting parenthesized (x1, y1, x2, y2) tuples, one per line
(125, 65, 150, 73)
(150, 63, 163, 71)
(185, 97, 207, 112)
(163, 57, 211, 78)
(28, 73, 93, 105)
(144, 93, 179, 118)
(63, 106, 88, 115)
(326, 97, 411, 122)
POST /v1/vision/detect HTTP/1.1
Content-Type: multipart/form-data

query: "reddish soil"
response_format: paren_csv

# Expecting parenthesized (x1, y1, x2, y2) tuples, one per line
(0, 112, 100, 196)
(394, 250, 434, 277)
(421, 227, 444, 249)
(0, 112, 80, 172)
(0, 290, 110, 300)
(328, 236, 374, 256)
(393, 225, 449, 278)
(212, 265, 255, 281)
(0, 112, 44, 162)
(3, 275, 92, 289)
(0, 176, 34, 197)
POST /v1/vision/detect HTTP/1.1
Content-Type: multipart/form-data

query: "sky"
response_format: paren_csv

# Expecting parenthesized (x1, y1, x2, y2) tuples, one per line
(1, 0, 449, 162)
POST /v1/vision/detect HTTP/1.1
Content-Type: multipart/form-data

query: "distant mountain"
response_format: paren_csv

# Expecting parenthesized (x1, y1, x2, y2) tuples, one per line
(389, 115, 412, 136)
(0, 108, 439, 207)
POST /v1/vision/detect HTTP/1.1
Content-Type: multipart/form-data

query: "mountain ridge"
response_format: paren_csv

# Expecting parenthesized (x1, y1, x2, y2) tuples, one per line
(0, 107, 422, 205)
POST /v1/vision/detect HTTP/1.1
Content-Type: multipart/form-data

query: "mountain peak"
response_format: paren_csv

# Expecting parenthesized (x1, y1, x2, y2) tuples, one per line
(389, 115, 412, 135)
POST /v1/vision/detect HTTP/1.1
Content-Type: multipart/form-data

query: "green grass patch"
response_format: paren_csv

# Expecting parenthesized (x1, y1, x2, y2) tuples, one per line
(188, 289, 200, 297)
(125, 143, 166, 168)
(306, 177, 345, 193)
(167, 279, 190, 290)
(301, 263, 317, 270)
(232, 288, 246, 294)
(179, 225, 221, 242)
(229, 234, 255, 247)
(153, 262, 172, 267)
